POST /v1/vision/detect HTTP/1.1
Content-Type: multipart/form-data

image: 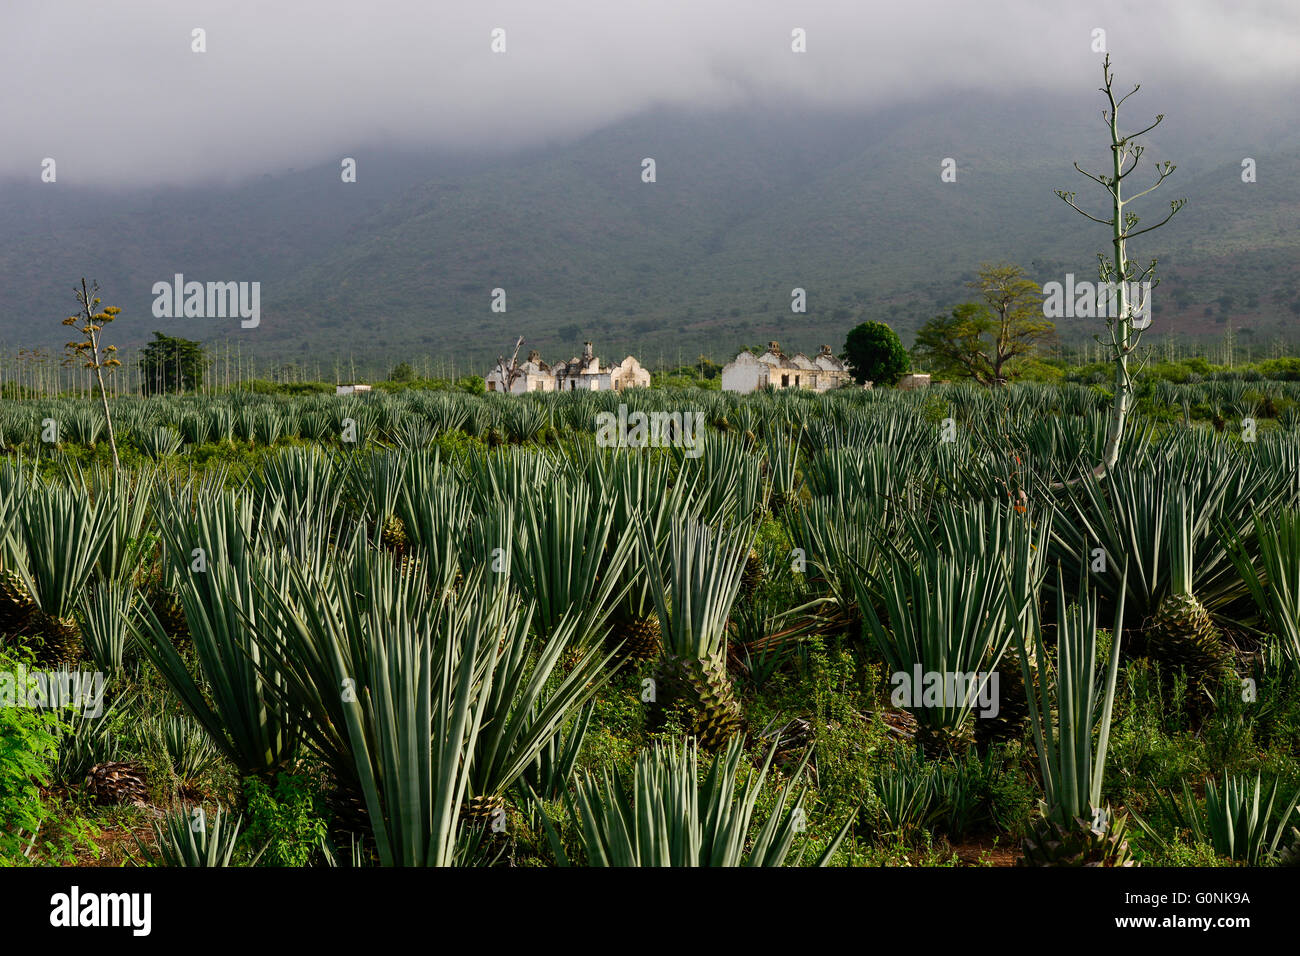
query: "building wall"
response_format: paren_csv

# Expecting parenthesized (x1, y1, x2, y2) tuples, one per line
(557, 373, 610, 391)
(723, 347, 856, 393)
(611, 356, 651, 391)
(486, 370, 530, 393)
(721, 353, 768, 394)
(770, 368, 807, 389)
(811, 366, 851, 391)
(486, 348, 646, 394)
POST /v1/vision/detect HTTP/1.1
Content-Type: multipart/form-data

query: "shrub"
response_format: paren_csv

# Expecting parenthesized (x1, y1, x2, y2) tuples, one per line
(241, 773, 329, 867)
(0, 647, 63, 863)
(843, 321, 909, 386)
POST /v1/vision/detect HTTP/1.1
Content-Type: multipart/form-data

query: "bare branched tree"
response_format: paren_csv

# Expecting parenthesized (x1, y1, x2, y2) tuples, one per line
(493, 336, 526, 393)
(1056, 54, 1187, 480)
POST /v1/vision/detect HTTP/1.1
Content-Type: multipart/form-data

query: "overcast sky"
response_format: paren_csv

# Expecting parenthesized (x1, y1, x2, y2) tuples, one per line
(2, 0, 1297, 186)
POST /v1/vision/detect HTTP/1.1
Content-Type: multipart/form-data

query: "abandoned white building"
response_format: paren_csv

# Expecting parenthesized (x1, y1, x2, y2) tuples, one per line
(608, 355, 653, 391)
(720, 343, 853, 394)
(486, 342, 651, 394)
(485, 351, 557, 394)
(813, 345, 853, 388)
(552, 342, 611, 392)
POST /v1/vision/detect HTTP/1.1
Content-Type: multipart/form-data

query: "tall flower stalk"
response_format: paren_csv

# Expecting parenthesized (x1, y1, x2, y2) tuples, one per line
(63, 278, 123, 473)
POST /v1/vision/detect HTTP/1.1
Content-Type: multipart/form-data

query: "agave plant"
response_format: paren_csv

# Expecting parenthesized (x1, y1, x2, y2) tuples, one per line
(641, 516, 753, 750)
(793, 496, 890, 627)
(502, 400, 549, 444)
(1136, 773, 1300, 866)
(872, 746, 938, 835)
(1144, 489, 1235, 694)
(235, 406, 259, 443)
(545, 737, 850, 866)
(509, 476, 632, 645)
(151, 712, 222, 787)
(256, 547, 611, 866)
(9, 479, 114, 664)
(462, 446, 556, 511)
(394, 462, 469, 593)
(209, 405, 235, 444)
(273, 557, 492, 866)
(300, 410, 332, 443)
(134, 806, 258, 867)
(1019, 565, 1125, 821)
(252, 446, 345, 522)
(853, 506, 1045, 751)
(855, 550, 1005, 751)
(462, 604, 615, 824)
(586, 450, 697, 664)
(518, 700, 595, 804)
(1047, 432, 1286, 625)
(731, 580, 818, 689)
(423, 394, 471, 436)
(675, 433, 765, 527)
(462, 497, 516, 587)
(1228, 508, 1300, 670)
(255, 407, 287, 446)
(802, 443, 926, 514)
(762, 430, 803, 516)
(1009, 565, 1133, 865)
(344, 449, 412, 552)
(47, 684, 129, 786)
(178, 409, 215, 446)
(140, 427, 183, 459)
(64, 407, 105, 447)
(89, 464, 156, 585)
(76, 578, 137, 672)
(250, 448, 355, 571)
(134, 489, 299, 778)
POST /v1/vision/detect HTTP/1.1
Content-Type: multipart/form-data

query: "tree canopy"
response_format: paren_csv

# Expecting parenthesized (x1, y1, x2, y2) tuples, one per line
(139, 332, 207, 395)
(843, 321, 908, 386)
(912, 263, 1052, 386)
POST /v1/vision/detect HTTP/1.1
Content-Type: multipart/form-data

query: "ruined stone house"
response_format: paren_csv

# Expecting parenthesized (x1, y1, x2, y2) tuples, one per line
(720, 342, 852, 394)
(486, 342, 650, 393)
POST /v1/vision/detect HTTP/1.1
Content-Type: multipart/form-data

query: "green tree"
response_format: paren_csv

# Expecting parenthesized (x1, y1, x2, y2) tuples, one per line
(697, 356, 721, 380)
(139, 332, 207, 395)
(913, 303, 998, 383)
(843, 321, 908, 386)
(389, 361, 416, 383)
(912, 263, 1052, 386)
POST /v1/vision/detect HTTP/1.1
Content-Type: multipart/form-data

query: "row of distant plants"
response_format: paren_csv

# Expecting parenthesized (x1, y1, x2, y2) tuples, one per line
(4, 376, 1300, 454)
(11, 348, 1300, 404)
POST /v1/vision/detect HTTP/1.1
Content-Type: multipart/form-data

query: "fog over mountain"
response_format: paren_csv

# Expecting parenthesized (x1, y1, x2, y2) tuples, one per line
(3, 0, 1297, 185)
(1, 1, 1297, 369)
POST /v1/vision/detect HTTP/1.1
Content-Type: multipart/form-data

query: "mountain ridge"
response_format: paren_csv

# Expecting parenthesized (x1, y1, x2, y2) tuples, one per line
(2, 92, 1296, 374)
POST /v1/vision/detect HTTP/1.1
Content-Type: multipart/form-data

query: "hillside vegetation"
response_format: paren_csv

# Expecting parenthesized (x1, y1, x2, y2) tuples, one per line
(3, 96, 1297, 371)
